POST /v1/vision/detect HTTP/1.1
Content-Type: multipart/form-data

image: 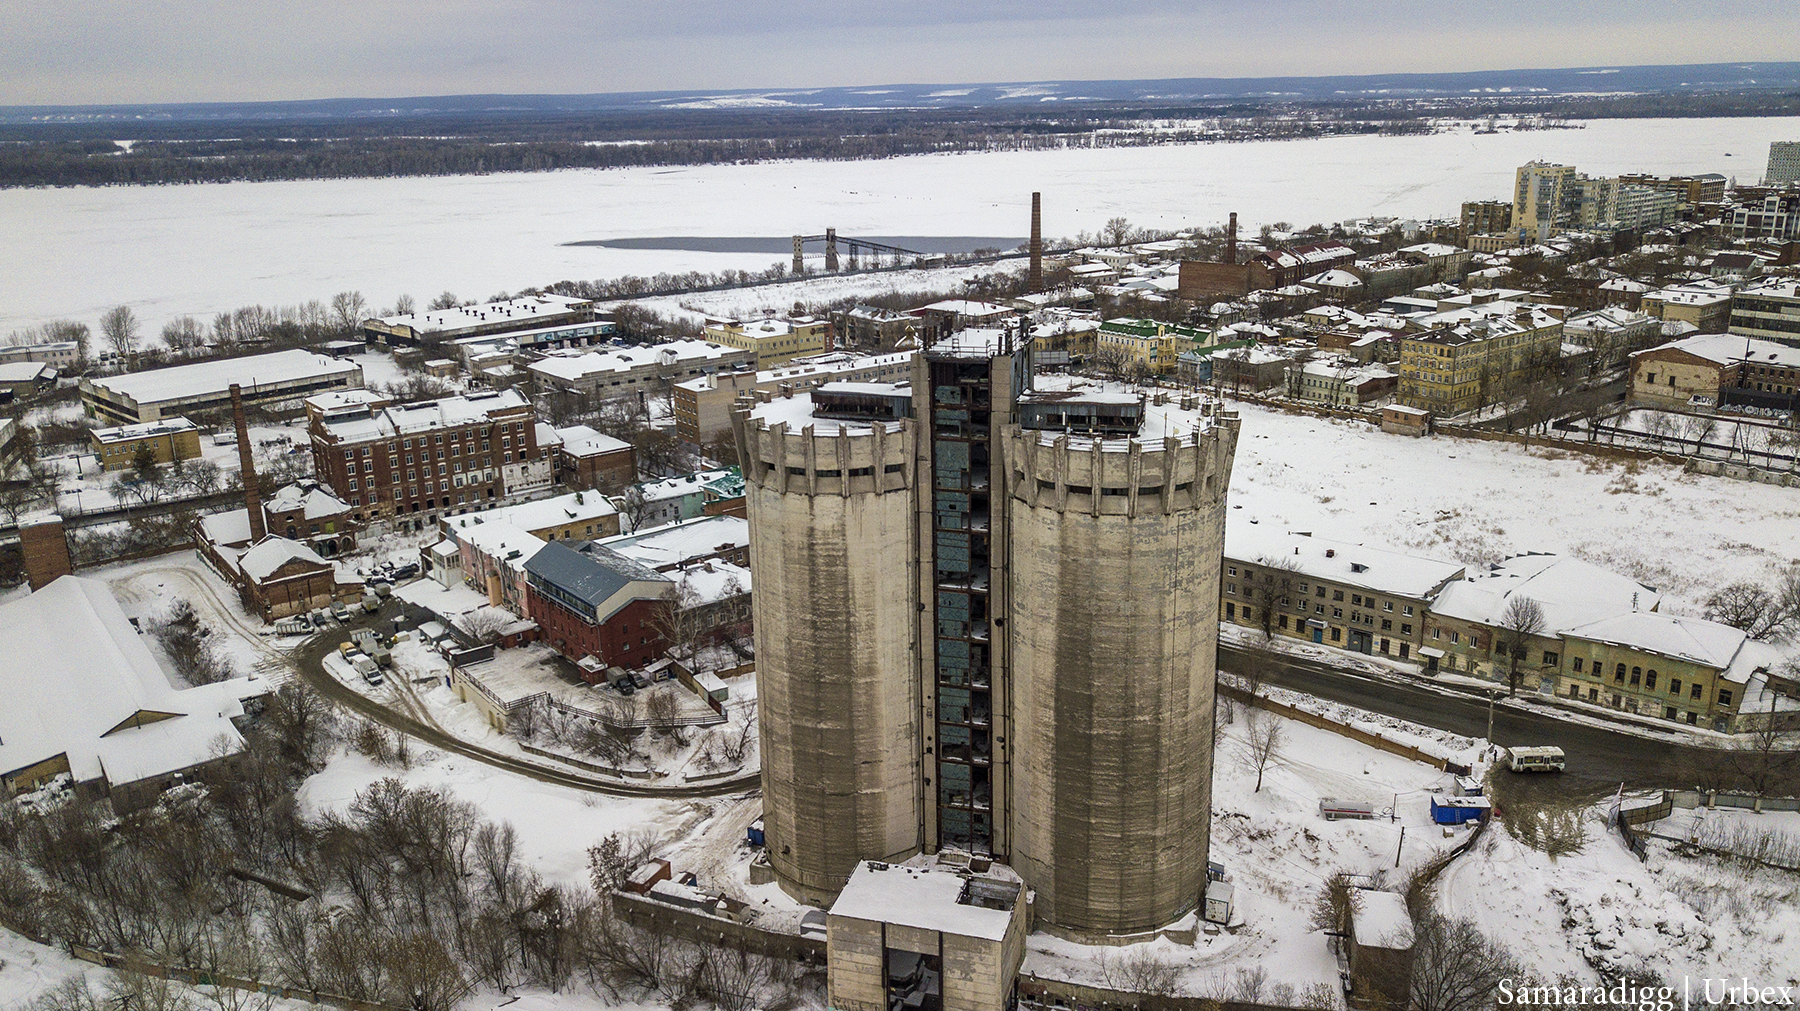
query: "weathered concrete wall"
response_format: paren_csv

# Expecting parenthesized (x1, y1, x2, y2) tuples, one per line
(1003, 419, 1239, 935)
(737, 413, 921, 905)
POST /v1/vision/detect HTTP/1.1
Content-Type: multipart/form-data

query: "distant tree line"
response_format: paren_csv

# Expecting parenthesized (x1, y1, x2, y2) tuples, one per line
(0, 109, 1427, 188)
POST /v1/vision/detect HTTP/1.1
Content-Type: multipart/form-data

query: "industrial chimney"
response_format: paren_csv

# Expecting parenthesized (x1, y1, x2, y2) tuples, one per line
(230, 384, 267, 542)
(1029, 191, 1044, 293)
(1226, 212, 1238, 265)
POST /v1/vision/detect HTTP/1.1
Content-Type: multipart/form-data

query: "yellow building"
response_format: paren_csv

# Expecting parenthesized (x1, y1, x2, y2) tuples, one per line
(1555, 612, 1766, 731)
(703, 316, 832, 368)
(1513, 161, 1576, 241)
(90, 417, 204, 471)
(1397, 303, 1563, 415)
(1095, 318, 1208, 375)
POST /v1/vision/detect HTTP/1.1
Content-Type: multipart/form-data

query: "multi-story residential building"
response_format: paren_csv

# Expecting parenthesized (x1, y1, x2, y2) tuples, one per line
(1729, 278, 1800, 348)
(735, 333, 1241, 936)
(440, 490, 621, 543)
(1220, 521, 1462, 660)
(1557, 612, 1779, 731)
(671, 351, 915, 444)
(1514, 162, 1578, 240)
(1561, 307, 1660, 369)
(526, 339, 757, 399)
(1616, 172, 1728, 210)
(0, 340, 84, 371)
(834, 305, 916, 350)
(1209, 345, 1290, 392)
(361, 294, 596, 347)
(306, 388, 544, 524)
(88, 417, 203, 471)
(1766, 141, 1800, 184)
(451, 520, 547, 616)
(1426, 553, 1660, 683)
(1726, 187, 1800, 240)
(1459, 200, 1514, 245)
(1094, 318, 1212, 374)
(1290, 359, 1398, 407)
(81, 350, 363, 425)
(702, 316, 833, 368)
(1641, 283, 1736, 332)
(1396, 303, 1564, 414)
(1611, 185, 1680, 230)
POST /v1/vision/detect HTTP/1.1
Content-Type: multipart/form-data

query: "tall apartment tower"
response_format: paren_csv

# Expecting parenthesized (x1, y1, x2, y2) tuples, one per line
(1768, 141, 1800, 185)
(734, 326, 1241, 936)
(1513, 161, 1577, 241)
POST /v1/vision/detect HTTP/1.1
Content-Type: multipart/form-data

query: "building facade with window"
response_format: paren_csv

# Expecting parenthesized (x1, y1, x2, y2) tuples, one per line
(1396, 303, 1564, 414)
(307, 388, 542, 524)
(702, 316, 833, 368)
(1221, 521, 1463, 660)
(90, 417, 203, 470)
(1557, 612, 1763, 731)
(523, 540, 673, 673)
(1729, 279, 1800, 348)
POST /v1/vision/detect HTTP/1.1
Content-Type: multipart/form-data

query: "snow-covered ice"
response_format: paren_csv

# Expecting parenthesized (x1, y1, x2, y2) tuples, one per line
(4, 117, 1795, 336)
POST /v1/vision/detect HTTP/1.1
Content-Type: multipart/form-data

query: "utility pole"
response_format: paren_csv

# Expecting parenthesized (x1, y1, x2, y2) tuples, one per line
(1394, 826, 1405, 868)
(1486, 686, 1497, 761)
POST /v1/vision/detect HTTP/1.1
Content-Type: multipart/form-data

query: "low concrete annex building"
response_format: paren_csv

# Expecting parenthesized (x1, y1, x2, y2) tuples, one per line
(827, 860, 1027, 1011)
(90, 417, 203, 471)
(81, 350, 363, 424)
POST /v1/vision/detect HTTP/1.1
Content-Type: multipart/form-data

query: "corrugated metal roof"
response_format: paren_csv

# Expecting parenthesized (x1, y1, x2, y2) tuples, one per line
(525, 539, 668, 607)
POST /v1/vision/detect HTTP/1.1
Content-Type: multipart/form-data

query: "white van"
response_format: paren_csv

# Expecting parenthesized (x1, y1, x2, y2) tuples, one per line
(1507, 746, 1565, 773)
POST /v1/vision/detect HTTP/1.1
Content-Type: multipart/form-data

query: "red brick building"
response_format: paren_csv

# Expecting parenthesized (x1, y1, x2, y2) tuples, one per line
(554, 424, 637, 495)
(306, 389, 549, 526)
(523, 539, 674, 675)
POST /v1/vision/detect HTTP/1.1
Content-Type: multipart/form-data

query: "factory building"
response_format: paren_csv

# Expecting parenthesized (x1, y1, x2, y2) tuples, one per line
(733, 323, 1240, 939)
(80, 350, 363, 425)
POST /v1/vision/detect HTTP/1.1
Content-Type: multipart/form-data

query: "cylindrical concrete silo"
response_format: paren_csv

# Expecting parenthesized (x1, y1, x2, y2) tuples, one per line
(1002, 414, 1241, 936)
(733, 403, 921, 906)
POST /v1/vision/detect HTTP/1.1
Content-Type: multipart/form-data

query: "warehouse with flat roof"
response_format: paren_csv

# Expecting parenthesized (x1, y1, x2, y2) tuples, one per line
(80, 349, 363, 424)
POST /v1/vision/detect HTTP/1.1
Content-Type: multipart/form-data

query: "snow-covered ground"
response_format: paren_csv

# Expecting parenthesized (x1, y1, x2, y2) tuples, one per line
(4, 117, 1794, 336)
(1226, 401, 1800, 612)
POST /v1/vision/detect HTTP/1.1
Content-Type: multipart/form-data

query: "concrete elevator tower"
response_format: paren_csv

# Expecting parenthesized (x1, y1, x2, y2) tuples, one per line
(737, 324, 1240, 937)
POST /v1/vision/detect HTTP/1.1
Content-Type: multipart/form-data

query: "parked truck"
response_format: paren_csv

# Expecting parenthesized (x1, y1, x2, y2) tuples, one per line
(349, 653, 384, 685)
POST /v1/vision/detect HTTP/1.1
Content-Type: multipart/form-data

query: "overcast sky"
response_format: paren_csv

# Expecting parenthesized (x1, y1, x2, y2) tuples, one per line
(6, 0, 1800, 106)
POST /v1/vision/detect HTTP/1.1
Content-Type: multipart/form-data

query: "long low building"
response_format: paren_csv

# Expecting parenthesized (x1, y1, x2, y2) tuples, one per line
(0, 576, 271, 811)
(362, 294, 597, 347)
(81, 349, 363, 424)
(527, 339, 758, 398)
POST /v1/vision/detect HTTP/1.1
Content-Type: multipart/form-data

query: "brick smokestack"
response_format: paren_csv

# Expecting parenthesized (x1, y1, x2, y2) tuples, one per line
(1029, 191, 1043, 293)
(231, 384, 267, 542)
(1226, 212, 1238, 265)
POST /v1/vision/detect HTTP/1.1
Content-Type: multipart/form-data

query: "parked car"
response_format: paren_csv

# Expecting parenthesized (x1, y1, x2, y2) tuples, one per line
(308, 609, 330, 628)
(390, 563, 420, 580)
(631, 674, 650, 690)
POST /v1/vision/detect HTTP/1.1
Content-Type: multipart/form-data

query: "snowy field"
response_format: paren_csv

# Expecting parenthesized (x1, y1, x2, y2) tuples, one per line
(3, 117, 1796, 336)
(1226, 402, 1800, 611)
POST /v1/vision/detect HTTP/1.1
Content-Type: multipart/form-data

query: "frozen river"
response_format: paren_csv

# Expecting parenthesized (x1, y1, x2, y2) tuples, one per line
(3, 116, 1795, 335)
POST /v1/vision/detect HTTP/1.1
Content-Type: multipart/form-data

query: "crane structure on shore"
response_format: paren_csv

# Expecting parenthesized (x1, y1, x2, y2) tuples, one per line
(791, 229, 929, 275)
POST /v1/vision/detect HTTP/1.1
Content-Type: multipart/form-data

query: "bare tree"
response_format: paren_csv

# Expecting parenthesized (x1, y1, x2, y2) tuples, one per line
(1406, 913, 1522, 1011)
(1097, 947, 1180, 996)
(1239, 708, 1285, 792)
(1101, 216, 1135, 247)
(1250, 554, 1303, 641)
(428, 291, 460, 311)
(160, 316, 206, 356)
(100, 305, 140, 361)
(1704, 582, 1790, 641)
(330, 291, 369, 335)
(1497, 596, 1545, 696)
(460, 606, 518, 644)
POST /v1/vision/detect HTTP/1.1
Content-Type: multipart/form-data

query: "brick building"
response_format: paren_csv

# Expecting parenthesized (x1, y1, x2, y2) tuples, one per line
(1178, 241, 1356, 298)
(89, 417, 204, 471)
(306, 388, 545, 524)
(523, 540, 674, 674)
(553, 425, 636, 494)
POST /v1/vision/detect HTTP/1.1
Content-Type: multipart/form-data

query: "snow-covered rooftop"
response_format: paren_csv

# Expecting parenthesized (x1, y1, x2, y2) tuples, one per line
(0, 576, 266, 789)
(89, 350, 360, 406)
(830, 861, 1019, 941)
(555, 424, 632, 457)
(373, 294, 589, 334)
(600, 515, 750, 571)
(321, 389, 529, 441)
(1431, 553, 1659, 635)
(527, 339, 745, 382)
(446, 490, 618, 536)
(1352, 889, 1414, 950)
(238, 536, 330, 582)
(1563, 611, 1748, 672)
(1225, 519, 1465, 601)
(265, 482, 352, 521)
(1631, 333, 1800, 369)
